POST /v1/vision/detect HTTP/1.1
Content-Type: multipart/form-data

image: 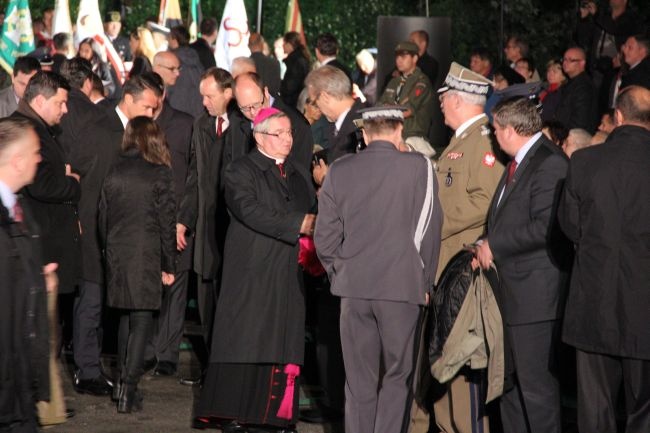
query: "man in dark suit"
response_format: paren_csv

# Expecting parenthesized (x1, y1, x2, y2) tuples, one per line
(620, 34, 650, 90)
(248, 32, 281, 95)
(554, 47, 598, 132)
(314, 33, 351, 79)
(229, 72, 313, 171)
(315, 106, 443, 433)
(559, 86, 650, 433)
(409, 30, 439, 87)
(190, 18, 217, 71)
(70, 74, 163, 395)
(0, 117, 52, 433)
(0, 56, 41, 118)
(475, 97, 570, 433)
(177, 68, 233, 379)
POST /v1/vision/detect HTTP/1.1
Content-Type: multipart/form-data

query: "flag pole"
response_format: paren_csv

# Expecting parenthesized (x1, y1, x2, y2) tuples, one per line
(256, 0, 262, 33)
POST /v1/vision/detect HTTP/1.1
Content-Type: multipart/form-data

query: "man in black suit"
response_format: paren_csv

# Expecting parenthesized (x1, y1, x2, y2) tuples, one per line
(409, 30, 439, 87)
(620, 34, 650, 90)
(475, 97, 570, 433)
(0, 117, 52, 433)
(559, 86, 650, 433)
(248, 32, 281, 95)
(315, 32, 351, 79)
(304, 65, 364, 184)
(190, 18, 217, 71)
(229, 72, 313, 171)
(70, 74, 163, 396)
(177, 68, 233, 380)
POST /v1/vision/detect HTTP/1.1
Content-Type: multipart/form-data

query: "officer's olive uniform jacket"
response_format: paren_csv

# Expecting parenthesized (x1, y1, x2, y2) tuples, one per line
(435, 115, 504, 282)
(379, 67, 433, 138)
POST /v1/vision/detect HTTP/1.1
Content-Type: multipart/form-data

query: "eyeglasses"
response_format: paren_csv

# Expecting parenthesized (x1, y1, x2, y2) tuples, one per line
(257, 129, 294, 139)
(562, 57, 583, 63)
(239, 98, 265, 113)
(158, 65, 182, 73)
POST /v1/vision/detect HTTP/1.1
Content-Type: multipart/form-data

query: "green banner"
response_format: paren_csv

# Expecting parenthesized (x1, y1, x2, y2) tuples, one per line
(0, 0, 35, 74)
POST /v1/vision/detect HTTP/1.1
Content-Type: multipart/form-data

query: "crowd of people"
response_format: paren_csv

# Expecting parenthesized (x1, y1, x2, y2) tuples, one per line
(0, 1, 649, 433)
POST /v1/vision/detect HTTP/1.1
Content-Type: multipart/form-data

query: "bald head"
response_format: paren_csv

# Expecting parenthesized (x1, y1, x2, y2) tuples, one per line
(231, 57, 256, 79)
(234, 72, 270, 121)
(615, 85, 650, 128)
(153, 51, 181, 87)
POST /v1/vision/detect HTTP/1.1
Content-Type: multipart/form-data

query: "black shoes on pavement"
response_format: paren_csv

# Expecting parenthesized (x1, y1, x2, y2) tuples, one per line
(74, 376, 112, 396)
(153, 361, 177, 376)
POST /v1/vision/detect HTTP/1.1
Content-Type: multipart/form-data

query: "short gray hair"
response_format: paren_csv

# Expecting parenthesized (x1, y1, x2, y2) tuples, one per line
(492, 97, 542, 136)
(0, 117, 36, 164)
(446, 89, 486, 107)
(567, 128, 592, 151)
(304, 65, 352, 100)
(253, 112, 288, 134)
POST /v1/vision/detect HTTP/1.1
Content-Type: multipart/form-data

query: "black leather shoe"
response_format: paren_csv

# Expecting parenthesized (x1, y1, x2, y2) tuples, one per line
(153, 361, 177, 376)
(300, 406, 343, 423)
(117, 384, 143, 414)
(74, 376, 112, 396)
(222, 420, 247, 433)
(65, 408, 76, 419)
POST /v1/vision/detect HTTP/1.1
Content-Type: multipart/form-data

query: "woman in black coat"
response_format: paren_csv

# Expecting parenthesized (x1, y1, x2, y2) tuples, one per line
(280, 31, 311, 108)
(98, 117, 176, 413)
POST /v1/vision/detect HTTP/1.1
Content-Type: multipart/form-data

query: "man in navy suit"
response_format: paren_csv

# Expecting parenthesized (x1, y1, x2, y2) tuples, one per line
(475, 97, 570, 433)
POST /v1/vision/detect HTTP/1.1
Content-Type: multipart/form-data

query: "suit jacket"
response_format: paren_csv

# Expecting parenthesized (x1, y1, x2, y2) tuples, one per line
(12, 102, 82, 293)
(417, 52, 439, 87)
(0, 86, 17, 118)
(156, 101, 194, 272)
(71, 108, 124, 283)
(315, 140, 443, 305)
(620, 56, 650, 90)
(190, 38, 216, 71)
(281, 49, 310, 108)
(168, 46, 205, 118)
(210, 148, 315, 364)
(486, 135, 570, 325)
(250, 52, 281, 96)
(325, 58, 352, 79)
(59, 88, 105, 159)
(325, 98, 365, 163)
(553, 71, 597, 133)
(0, 199, 50, 421)
(559, 125, 650, 359)
(177, 113, 226, 278)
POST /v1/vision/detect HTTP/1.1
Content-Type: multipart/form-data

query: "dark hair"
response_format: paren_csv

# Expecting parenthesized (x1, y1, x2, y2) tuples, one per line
(364, 118, 403, 136)
(494, 65, 525, 86)
(470, 47, 493, 63)
(91, 73, 105, 95)
(200, 18, 217, 36)
(284, 31, 310, 61)
(121, 73, 164, 102)
(248, 32, 264, 50)
(492, 97, 543, 136)
(22, 71, 70, 103)
(77, 37, 100, 63)
(201, 67, 234, 91)
(616, 85, 650, 126)
(129, 57, 153, 78)
(516, 57, 535, 74)
(170, 26, 190, 46)
(316, 33, 338, 56)
(411, 30, 429, 46)
(52, 32, 71, 51)
(630, 33, 650, 53)
(60, 58, 93, 89)
(13, 56, 41, 77)
(0, 117, 35, 159)
(122, 116, 171, 166)
(507, 35, 529, 57)
(542, 120, 569, 147)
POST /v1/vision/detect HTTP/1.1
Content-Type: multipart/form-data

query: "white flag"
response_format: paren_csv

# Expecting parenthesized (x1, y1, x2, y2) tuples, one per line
(215, 0, 250, 71)
(75, 0, 126, 83)
(52, 0, 72, 35)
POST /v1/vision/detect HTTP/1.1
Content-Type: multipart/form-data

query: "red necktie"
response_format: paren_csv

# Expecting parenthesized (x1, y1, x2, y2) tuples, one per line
(13, 201, 23, 223)
(506, 160, 518, 185)
(216, 116, 224, 137)
(277, 162, 286, 178)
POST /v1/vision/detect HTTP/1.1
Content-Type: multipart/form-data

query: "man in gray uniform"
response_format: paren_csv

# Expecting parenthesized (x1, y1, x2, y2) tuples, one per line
(315, 106, 443, 433)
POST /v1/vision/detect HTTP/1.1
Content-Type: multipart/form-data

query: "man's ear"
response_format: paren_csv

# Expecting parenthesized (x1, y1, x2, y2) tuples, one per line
(614, 109, 624, 126)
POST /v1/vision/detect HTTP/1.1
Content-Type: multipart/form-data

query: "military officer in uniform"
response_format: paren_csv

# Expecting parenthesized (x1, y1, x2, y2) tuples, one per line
(379, 41, 435, 157)
(412, 62, 505, 433)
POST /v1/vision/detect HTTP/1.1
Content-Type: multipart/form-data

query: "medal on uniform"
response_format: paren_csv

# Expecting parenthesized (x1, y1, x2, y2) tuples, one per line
(445, 168, 453, 187)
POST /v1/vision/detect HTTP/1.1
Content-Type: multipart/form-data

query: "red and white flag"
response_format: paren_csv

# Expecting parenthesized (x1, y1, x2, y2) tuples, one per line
(285, 0, 305, 45)
(215, 0, 250, 71)
(76, 0, 126, 83)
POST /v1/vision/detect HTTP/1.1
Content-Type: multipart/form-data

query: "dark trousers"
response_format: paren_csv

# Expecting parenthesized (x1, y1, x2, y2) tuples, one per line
(117, 310, 154, 386)
(500, 321, 561, 433)
(577, 349, 650, 433)
(315, 289, 345, 410)
(154, 271, 189, 364)
(0, 419, 38, 433)
(340, 297, 420, 433)
(73, 280, 103, 379)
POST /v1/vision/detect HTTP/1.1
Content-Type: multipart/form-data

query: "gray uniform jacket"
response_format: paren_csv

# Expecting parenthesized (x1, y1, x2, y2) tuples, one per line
(315, 140, 443, 305)
(0, 86, 17, 118)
